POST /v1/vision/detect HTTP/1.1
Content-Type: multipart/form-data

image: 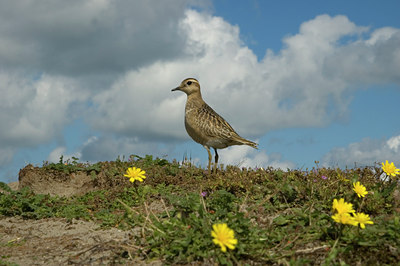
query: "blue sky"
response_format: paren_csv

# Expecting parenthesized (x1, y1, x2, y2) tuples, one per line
(1, 0, 399, 183)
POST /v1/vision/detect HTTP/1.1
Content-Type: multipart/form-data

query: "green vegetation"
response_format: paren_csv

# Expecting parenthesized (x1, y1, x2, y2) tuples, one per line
(1, 156, 400, 264)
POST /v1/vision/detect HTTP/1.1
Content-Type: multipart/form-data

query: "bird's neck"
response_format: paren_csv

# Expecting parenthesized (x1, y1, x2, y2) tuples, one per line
(186, 91, 205, 109)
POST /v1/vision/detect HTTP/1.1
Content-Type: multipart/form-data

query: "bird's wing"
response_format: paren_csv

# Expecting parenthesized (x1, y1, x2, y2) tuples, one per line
(196, 103, 241, 140)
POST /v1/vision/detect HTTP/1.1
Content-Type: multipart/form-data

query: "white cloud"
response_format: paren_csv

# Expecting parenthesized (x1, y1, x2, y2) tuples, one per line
(47, 147, 67, 163)
(218, 145, 296, 170)
(322, 134, 400, 168)
(0, 71, 83, 163)
(387, 135, 400, 152)
(47, 136, 102, 163)
(79, 135, 176, 162)
(47, 134, 168, 164)
(47, 146, 82, 164)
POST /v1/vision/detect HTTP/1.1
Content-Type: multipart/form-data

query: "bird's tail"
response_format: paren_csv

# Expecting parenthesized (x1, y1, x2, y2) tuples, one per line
(236, 137, 258, 149)
(244, 139, 258, 149)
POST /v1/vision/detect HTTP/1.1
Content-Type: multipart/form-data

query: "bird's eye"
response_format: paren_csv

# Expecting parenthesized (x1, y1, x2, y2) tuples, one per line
(187, 81, 192, 85)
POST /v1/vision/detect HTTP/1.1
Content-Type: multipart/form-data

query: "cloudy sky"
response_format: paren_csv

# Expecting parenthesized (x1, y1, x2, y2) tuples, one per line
(1, 0, 400, 182)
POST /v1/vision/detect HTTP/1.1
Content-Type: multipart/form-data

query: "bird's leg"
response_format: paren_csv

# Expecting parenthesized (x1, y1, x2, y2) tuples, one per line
(213, 148, 219, 174)
(204, 145, 212, 173)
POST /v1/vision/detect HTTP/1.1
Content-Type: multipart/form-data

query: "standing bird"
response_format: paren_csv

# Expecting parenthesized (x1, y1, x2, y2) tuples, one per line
(172, 78, 258, 173)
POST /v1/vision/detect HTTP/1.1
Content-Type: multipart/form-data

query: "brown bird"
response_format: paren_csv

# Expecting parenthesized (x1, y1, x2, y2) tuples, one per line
(172, 78, 258, 173)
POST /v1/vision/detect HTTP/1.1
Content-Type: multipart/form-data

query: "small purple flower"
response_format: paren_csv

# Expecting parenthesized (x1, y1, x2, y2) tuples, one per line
(321, 175, 328, 180)
(201, 191, 207, 197)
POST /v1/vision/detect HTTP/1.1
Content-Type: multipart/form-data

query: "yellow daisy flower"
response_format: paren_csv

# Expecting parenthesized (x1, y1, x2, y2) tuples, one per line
(332, 198, 355, 214)
(353, 212, 374, 229)
(332, 212, 357, 226)
(353, 182, 368, 198)
(211, 223, 238, 252)
(382, 160, 400, 177)
(124, 167, 146, 183)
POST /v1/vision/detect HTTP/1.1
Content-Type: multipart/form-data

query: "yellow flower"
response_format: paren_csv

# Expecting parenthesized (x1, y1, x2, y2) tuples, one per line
(332, 198, 355, 214)
(124, 167, 146, 183)
(353, 212, 374, 229)
(382, 160, 400, 177)
(332, 212, 357, 226)
(353, 182, 368, 198)
(211, 223, 238, 252)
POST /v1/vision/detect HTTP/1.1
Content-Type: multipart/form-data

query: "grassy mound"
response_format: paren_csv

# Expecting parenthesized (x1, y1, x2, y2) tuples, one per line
(1, 155, 399, 264)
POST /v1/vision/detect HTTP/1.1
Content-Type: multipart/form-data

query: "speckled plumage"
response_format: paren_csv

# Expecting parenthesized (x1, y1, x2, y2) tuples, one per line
(172, 78, 258, 173)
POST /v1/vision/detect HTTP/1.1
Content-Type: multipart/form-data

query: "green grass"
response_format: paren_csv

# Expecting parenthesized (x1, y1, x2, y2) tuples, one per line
(1, 156, 399, 264)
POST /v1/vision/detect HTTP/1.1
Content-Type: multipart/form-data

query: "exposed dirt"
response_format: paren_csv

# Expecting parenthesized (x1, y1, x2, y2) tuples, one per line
(0, 165, 164, 265)
(0, 216, 138, 265)
(18, 164, 101, 197)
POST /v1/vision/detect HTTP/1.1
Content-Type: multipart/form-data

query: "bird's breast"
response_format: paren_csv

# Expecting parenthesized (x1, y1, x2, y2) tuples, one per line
(184, 114, 206, 145)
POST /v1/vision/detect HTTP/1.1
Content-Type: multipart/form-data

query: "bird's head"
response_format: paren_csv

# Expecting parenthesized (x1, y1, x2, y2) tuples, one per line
(171, 78, 201, 96)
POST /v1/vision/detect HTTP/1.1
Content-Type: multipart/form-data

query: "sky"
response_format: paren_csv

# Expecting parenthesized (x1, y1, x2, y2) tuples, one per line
(1, 0, 400, 183)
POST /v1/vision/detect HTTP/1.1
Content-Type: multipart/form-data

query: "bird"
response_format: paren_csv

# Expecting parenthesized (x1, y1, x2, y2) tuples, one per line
(171, 78, 258, 173)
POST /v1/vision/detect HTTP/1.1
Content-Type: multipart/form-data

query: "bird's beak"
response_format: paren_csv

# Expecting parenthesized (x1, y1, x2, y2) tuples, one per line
(171, 86, 181, 92)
